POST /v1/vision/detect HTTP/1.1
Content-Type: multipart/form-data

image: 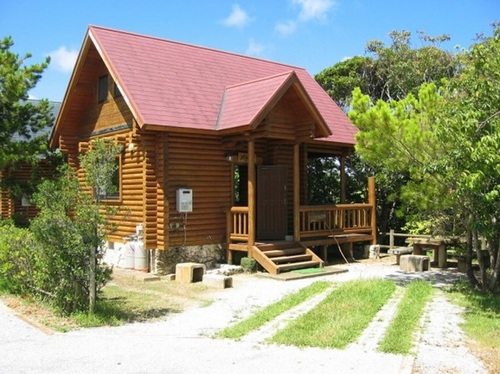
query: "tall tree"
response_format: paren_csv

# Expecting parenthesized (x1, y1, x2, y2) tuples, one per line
(79, 139, 122, 314)
(350, 24, 500, 292)
(315, 30, 460, 241)
(0, 36, 53, 169)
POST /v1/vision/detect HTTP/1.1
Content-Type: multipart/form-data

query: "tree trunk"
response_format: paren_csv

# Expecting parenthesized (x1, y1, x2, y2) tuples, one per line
(89, 244, 96, 314)
(488, 233, 499, 292)
(466, 228, 480, 289)
(473, 230, 487, 293)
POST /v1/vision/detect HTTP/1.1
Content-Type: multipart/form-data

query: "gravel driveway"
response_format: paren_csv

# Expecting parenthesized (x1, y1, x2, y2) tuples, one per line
(0, 261, 488, 374)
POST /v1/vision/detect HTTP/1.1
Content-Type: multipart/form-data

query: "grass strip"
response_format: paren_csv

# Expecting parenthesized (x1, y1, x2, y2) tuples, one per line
(269, 279, 396, 349)
(379, 280, 433, 354)
(447, 280, 500, 349)
(216, 280, 331, 340)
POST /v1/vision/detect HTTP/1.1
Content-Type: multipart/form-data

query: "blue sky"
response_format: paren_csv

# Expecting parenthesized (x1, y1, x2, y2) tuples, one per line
(1, 0, 498, 102)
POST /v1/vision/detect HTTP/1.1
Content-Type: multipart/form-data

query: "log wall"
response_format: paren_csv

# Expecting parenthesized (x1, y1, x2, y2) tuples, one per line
(166, 133, 232, 248)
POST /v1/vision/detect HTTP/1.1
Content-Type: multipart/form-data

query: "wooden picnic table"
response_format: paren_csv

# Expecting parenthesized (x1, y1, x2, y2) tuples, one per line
(406, 237, 464, 269)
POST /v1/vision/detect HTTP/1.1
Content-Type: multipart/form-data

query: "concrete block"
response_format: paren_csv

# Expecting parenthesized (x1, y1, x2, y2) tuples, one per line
(400, 255, 429, 272)
(203, 273, 233, 289)
(388, 247, 414, 264)
(369, 244, 380, 259)
(175, 262, 205, 283)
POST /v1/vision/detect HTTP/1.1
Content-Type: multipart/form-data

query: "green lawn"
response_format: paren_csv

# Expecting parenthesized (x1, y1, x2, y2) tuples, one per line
(270, 279, 396, 349)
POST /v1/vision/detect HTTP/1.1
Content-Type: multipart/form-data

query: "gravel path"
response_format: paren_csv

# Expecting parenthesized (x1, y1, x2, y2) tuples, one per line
(0, 260, 489, 374)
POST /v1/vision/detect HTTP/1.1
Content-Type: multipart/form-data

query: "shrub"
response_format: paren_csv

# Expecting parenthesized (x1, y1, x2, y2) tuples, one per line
(240, 257, 257, 272)
(29, 171, 112, 315)
(0, 224, 37, 294)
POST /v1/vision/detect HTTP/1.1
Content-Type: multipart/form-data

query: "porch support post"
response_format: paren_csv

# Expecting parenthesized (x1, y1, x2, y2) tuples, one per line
(247, 139, 256, 256)
(340, 155, 346, 203)
(368, 176, 377, 245)
(293, 143, 300, 241)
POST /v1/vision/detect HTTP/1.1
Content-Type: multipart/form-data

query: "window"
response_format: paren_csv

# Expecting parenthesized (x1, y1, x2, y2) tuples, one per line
(98, 156, 121, 200)
(113, 80, 122, 98)
(98, 75, 108, 102)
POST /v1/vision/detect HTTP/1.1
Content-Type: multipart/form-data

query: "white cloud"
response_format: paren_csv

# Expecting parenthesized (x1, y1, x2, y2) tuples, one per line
(275, 20, 297, 36)
(222, 4, 251, 28)
(245, 39, 266, 57)
(275, 0, 336, 37)
(48, 46, 78, 72)
(293, 0, 336, 21)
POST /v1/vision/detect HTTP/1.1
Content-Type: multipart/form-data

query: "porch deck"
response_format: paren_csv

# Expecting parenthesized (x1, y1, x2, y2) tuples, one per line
(227, 203, 376, 274)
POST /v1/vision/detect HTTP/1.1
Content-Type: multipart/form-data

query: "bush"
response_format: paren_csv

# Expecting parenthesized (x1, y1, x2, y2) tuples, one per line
(240, 257, 257, 272)
(29, 172, 112, 315)
(0, 224, 37, 294)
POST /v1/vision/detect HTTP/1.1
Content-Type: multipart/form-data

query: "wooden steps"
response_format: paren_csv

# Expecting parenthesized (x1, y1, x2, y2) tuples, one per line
(253, 241, 323, 275)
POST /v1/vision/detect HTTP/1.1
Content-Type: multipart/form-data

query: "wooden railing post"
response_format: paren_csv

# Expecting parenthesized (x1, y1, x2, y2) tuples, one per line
(226, 210, 232, 264)
(368, 176, 377, 245)
(389, 229, 395, 249)
(247, 139, 255, 256)
(293, 143, 300, 241)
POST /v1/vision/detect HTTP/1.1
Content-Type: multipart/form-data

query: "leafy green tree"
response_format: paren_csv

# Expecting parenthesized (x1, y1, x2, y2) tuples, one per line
(0, 223, 37, 294)
(315, 56, 373, 111)
(27, 139, 121, 315)
(0, 36, 53, 169)
(364, 30, 457, 101)
(30, 168, 93, 313)
(315, 30, 460, 241)
(0, 36, 61, 226)
(433, 26, 500, 291)
(79, 138, 122, 313)
(350, 25, 500, 292)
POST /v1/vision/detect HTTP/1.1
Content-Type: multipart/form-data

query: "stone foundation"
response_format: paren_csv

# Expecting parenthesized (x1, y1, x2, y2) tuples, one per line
(104, 242, 224, 275)
(155, 244, 225, 275)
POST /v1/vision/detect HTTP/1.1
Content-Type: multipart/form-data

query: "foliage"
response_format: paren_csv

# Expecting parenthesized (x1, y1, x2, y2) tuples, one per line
(350, 24, 500, 292)
(28, 166, 112, 314)
(364, 30, 457, 101)
(315, 56, 373, 111)
(315, 30, 458, 111)
(0, 36, 53, 169)
(314, 30, 459, 241)
(0, 36, 63, 224)
(0, 224, 37, 294)
(240, 257, 257, 272)
(78, 138, 123, 313)
(0, 143, 121, 315)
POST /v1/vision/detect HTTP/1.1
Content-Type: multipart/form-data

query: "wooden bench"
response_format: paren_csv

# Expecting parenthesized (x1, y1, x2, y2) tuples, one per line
(388, 247, 413, 264)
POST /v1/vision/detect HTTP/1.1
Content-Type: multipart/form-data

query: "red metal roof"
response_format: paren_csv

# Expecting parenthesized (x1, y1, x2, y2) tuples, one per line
(88, 25, 357, 145)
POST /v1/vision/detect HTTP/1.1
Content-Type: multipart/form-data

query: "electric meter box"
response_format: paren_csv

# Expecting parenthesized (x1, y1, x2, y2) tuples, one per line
(176, 188, 193, 212)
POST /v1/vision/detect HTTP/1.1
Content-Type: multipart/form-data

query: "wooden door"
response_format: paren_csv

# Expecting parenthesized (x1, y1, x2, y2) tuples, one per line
(257, 165, 287, 240)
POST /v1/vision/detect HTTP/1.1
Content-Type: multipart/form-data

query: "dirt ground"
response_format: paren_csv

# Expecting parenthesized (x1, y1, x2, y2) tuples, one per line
(1, 254, 498, 373)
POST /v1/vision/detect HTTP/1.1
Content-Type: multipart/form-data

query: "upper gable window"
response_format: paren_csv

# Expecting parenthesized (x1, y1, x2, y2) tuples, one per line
(113, 80, 122, 98)
(98, 75, 108, 102)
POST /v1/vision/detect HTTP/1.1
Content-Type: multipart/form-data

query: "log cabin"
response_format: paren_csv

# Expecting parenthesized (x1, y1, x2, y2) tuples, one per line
(50, 25, 377, 274)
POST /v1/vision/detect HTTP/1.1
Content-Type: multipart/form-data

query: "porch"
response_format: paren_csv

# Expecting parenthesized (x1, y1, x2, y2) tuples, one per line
(226, 178, 377, 275)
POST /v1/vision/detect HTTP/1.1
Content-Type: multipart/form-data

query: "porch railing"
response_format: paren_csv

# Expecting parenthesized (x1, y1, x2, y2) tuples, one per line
(227, 203, 373, 243)
(227, 206, 249, 242)
(299, 204, 373, 238)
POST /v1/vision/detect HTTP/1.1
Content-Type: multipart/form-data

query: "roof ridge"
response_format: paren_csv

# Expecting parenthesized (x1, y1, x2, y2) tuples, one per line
(224, 70, 297, 90)
(88, 25, 305, 72)
(215, 89, 227, 131)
